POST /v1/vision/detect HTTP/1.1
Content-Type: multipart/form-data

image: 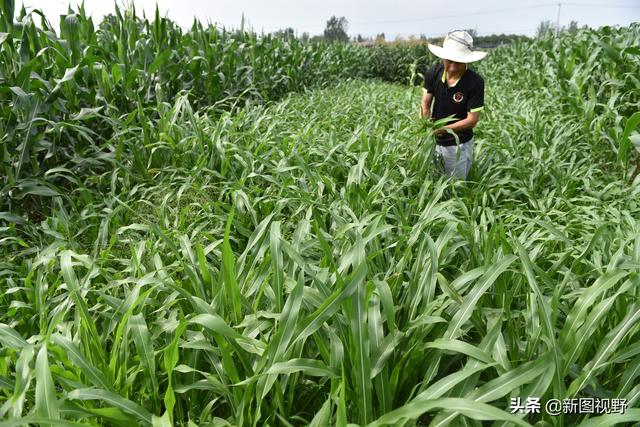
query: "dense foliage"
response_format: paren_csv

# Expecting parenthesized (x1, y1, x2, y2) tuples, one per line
(0, 1, 371, 217)
(367, 43, 432, 86)
(1, 0, 640, 425)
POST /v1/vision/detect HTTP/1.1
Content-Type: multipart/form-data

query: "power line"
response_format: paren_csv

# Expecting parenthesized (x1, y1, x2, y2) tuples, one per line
(348, 4, 557, 27)
(563, 2, 640, 7)
(293, 2, 640, 31)
(476, 27, 539, 35)
(294, 4, 558, 29)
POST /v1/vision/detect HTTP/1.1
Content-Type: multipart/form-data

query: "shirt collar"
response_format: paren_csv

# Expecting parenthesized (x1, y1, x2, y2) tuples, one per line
(441, 65, 467, 88)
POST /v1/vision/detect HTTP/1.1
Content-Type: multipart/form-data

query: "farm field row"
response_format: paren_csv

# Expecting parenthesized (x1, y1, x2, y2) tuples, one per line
(1, 2, 640, 424)
(2, 76, 640, 425)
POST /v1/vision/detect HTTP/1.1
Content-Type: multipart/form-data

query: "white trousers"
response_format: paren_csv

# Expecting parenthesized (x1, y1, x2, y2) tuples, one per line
(435, 139, 473, 180)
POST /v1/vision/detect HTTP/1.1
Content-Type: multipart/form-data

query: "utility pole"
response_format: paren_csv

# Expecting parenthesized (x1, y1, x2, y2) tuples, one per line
(556, 2, 562, 36)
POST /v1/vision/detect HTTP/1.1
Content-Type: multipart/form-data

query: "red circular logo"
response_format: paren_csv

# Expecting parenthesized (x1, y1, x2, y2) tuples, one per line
(453, 92, 464, 103)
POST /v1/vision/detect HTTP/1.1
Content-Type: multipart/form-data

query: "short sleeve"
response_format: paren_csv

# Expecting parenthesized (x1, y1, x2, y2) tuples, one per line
(467, 76, 484, 112)
(423, 64, 438, 94)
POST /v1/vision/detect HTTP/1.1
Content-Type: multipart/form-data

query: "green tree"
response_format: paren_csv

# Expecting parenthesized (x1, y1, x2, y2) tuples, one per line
(463, 28, 477, 38)
(536, 20, 556, 38)
(323, 15, 349, 42)
(274, 27, 295, 40)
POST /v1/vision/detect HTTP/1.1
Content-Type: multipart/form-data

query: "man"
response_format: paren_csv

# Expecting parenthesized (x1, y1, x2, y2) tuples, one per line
(420, 30, 487, 180)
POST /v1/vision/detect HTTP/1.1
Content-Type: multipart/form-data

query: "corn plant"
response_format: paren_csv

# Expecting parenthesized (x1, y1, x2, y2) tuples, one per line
(0, 0, 372, 219)
(1, 3, 640, 426)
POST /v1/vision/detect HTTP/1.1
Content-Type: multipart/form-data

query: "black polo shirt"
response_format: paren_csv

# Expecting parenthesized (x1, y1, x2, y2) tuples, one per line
(424, 63, 484, 146)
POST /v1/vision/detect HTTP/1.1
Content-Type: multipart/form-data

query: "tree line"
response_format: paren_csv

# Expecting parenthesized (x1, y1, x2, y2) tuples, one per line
(272, 16, 588, 47)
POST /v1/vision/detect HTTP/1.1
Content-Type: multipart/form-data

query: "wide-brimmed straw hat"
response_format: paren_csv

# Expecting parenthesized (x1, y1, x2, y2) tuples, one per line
(428, 30, 487, 63)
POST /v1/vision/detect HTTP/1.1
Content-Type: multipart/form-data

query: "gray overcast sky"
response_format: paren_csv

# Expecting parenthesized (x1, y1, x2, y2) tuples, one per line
(18, 0, 640, 39)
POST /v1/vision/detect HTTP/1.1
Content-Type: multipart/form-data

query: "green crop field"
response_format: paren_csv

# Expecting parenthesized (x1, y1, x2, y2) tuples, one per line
(1, 1, 640, 426)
